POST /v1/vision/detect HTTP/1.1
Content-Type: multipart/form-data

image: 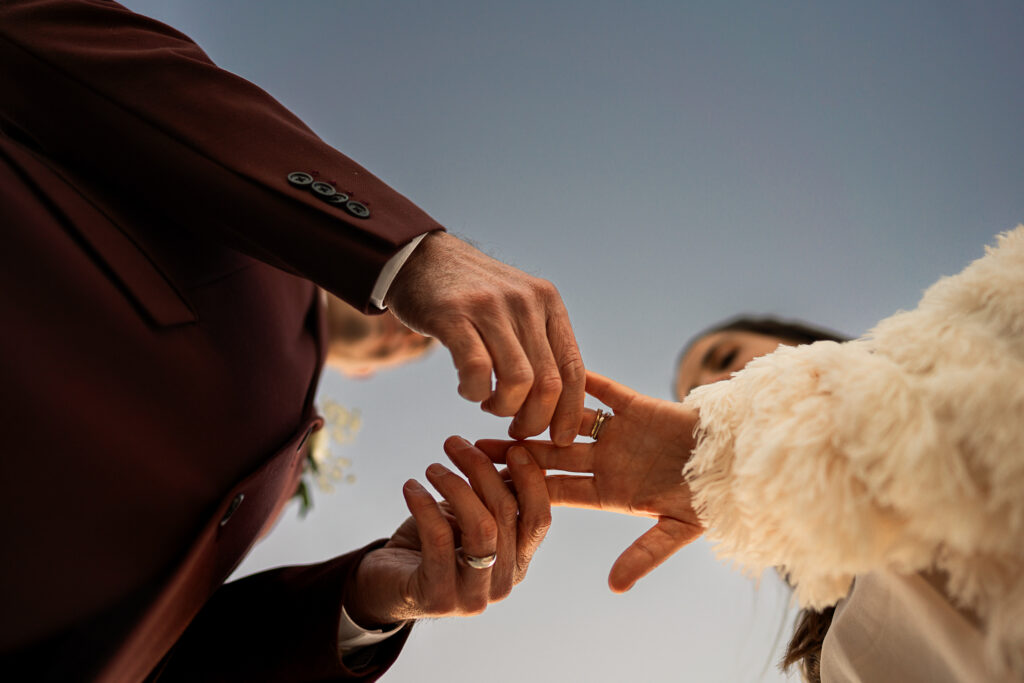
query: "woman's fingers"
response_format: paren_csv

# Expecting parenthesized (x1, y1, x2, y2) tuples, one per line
(607, 518, 703, 593)
(544, 474, 602, 508)
(505, 446, 552, 581)
(444, 437, 518, 600)
(444, 437, 553, 599)
(472, 438, 518, 464)
(475, 439, 595, 473)
(402, 479, 457, 607)
(584, 371, 636, 413)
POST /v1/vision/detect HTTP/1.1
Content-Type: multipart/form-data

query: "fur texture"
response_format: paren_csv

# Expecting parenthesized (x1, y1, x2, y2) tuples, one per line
(683, 226, 1024, 675)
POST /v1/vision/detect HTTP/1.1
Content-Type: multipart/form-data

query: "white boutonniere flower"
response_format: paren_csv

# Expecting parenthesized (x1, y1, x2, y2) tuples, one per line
(293, 398, 361, 517)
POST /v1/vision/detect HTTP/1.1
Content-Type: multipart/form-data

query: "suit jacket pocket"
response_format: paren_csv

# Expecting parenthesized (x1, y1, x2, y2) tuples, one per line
(0, 136, 197, 327)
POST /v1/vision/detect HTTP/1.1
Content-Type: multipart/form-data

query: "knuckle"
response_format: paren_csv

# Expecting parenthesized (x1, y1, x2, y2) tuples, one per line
(461, 354, 492, 378)
(506, 287, 530, 311)
(529, 524, 550, 545)
(496, 496, 519, 527)
(465, 596, 489, 615)
(532, 277, 558, 300)
(464, 290, 499, 315)
(504, 364, 534, 390)
(490, 584, 512, 603)
(558, 352, 585, 385)
(471, 516, 499, 543)
(431, 594, 456, 615)
(529, 510, 553, 535)
(524, 517, 552, 545)
(401, 589, 420, 613)
(535, 371, 563, 402)
(424, 527, 453, 550)
(633, 539, 658, 562)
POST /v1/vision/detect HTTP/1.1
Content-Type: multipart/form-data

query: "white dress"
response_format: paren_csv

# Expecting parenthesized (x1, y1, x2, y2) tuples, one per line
(822, 571, 1001, 683)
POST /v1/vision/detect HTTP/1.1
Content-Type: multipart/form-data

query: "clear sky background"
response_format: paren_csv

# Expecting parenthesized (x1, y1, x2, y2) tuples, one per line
(121, 2, 1024, 681)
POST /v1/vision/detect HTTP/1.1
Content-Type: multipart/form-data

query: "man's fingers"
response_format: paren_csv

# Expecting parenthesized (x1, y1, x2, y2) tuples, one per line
(506, 447, 552, 581)
(507, 311, 562, 441)
(402, 479, 455, 590)
(477, 319, 534, 418)
(584, 371, 637, 413)
(607, 518, 703, 593)
(424, 463, 496, 612)
(443, 437, 518, 599)
(424, 464, 497, 558)
(443, 321, 493, 402)
(546, 306, 586, 446)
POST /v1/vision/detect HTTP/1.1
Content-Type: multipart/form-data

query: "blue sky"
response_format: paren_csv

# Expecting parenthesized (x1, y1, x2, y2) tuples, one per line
(122, 2, 1024, 680)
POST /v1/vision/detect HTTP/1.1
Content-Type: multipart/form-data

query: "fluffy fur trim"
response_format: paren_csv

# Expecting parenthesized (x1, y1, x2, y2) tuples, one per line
(683, 226, 1024, 674)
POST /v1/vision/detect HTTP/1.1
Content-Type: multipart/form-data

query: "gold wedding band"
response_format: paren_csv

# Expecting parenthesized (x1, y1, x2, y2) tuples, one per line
(590, 409, 610, 441)
(460, 551, 497, 570)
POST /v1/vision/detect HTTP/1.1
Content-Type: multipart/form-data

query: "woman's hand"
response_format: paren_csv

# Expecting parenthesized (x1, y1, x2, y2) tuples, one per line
(476, 371, 703, 593)
(346, 436, 551, 626)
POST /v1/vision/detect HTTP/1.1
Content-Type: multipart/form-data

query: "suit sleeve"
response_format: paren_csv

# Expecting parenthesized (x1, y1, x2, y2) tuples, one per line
(154, 540, 412, 682)
(0, 0, 443, 311)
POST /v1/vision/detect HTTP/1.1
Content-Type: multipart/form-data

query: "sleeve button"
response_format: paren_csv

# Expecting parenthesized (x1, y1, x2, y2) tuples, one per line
(219, 493, 245, 527)
(343, 200, 371, 219)
(325, 192, 350, 205)
(310, 181, 337, 199)
(287, 171, 314, 187)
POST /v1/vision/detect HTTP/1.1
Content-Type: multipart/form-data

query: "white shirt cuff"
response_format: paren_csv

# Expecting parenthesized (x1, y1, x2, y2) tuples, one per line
(368, 233, 428, 310)
(337, 604, 408, 654)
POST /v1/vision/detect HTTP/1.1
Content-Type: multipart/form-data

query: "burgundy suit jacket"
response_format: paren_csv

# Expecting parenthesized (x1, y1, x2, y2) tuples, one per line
(0, 0, 441, 679)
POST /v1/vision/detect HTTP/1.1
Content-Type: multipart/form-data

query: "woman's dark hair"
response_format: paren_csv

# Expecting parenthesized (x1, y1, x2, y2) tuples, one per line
(782, 606, 836, 683)
(675, 315, 851, 683)
(674, 315, 849, 395)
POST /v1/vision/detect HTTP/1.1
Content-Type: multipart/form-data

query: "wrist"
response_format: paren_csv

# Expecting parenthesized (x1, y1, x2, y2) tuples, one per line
(383, 230, 449, 310)
(344, 550, 398, 628)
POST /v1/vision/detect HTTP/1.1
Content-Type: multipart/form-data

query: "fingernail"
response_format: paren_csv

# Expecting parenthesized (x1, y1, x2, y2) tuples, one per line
(404, 479, 425, 494)
(509, 448, 529, 466)
(446, 435, 471, 450)
(426, 463, 448, 477)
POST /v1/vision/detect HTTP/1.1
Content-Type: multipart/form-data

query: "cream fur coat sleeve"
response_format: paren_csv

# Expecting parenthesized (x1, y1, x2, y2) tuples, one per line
(682, 226, 1024, 674)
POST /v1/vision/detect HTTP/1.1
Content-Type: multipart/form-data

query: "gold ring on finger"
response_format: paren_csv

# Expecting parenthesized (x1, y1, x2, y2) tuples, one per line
(590, 409, 611, 441)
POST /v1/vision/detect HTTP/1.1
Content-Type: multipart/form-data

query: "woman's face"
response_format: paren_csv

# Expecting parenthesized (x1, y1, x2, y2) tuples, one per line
(674, 331, 792, 399)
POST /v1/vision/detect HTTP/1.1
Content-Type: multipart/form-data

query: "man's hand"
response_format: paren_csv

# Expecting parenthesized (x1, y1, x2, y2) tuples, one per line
(385, 232, 584, 446)
(345, 436, 551, 626)
(476, 371, 704, 593)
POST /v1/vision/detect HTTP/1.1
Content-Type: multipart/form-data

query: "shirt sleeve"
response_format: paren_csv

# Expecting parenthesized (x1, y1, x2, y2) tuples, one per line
(337, 605, 408, 654)
(369, 233, 428, 310)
